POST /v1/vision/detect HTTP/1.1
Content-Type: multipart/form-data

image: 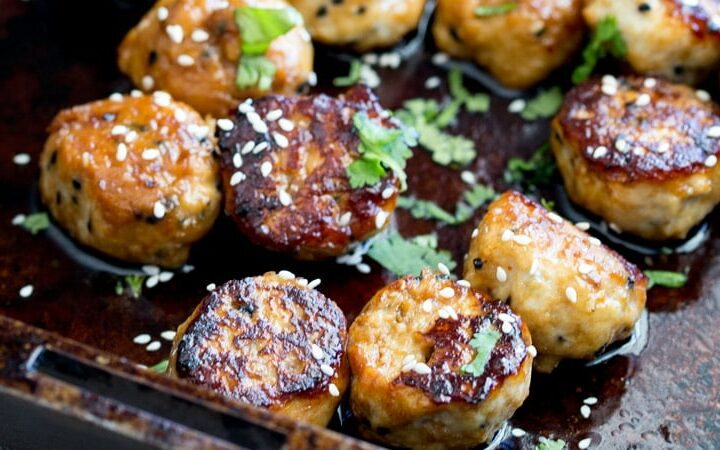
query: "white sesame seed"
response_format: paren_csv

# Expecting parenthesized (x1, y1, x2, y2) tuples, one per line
(254, 142, 269, 153)
(439, 287, 455, 298)
(697, 89, 711, 101)
(593, 146, 608, 159)
(165, 24, 184, 44)
(501, 229, 514, 241)
(421, 299, 433, 312)
(142, 148, 161, 160)
(146, 274, 159, 288)
(580, 405, 591, 418)
(498, 313, 515, 323)
(261, 225, 269, 234)
(445, 305, 458, 320)
(157, 6, 169, 20)
(643, 78, 656, 88)
(141, 75, 154, 90)
(501, 321, 513, 334)
(601, 74, 617, 86)
(307, 71, 317, 86)
(460, 170, 476, 185)
(402, 355, 416, 366)
(707, 126, 720, 138)
(432, 52, 449, 65)
(413, 362, 432, 375)
(109, 92, 123, 102)
(125, 130, 138, 143)
(131, 89, 142, 98)
(13, 153, 31, 165)
(153, 201, 166, 219)
(238, 142, 254, 155)
(160, 330, 176, 341)
(601, 84, 617, 96)
(177, 54, 195, 66)
(381, 187, 395, 199)
(191, 28, 210, 42)
(146, 341, 161, 352)
(424, 76, 441, 89)
(527, 345, 537, 357)
(206, 283, 216, 291)
(609, 222, 622, 233)
(589, 237, 602, 246)
(584, 396, 598, 405)
(278, 189, 292, 206)
(158, 271, 174, 282)
(576, 222, 590, 231)
(311, 344, 324, 360)
(153, 91, 172, 107)
(307, 278, 321, 289)
(265, 109, 283, 121)
(438, 307, 449, 319)
(578, 263, 594, 274)
(437, 262, 450, 276)
(615, 138, 628, 152)
(471, 228, 479, 238)
(217, 118, 234, 131)
(273, 132, 289, 148)
(513, 234, 531, 245)
(705, 154, 718, 167)
(260, 161, 272, 177)
(142, 265, 160, 275)
(111, 125, 128, 136)
(375, 211, 389, 229)
(275, 270, 294, 281)
(508, 99, 526, 113)
(578, 438, 592, 449)
(248, 113, 269, 134)
(328, 383, 340, 397)
(566, 286, 578, 303)
(360, 64, 380, 88)
(511, 428, 526, 437)
(19, 284, 33, 298)
(278, 118, 294, 132)
(181, 265, 194, 273)
(320, 364, 335, 376)
(297, 278, 308, 287)
(655, 142, 670, 153)
(457, 280, 471, 287)
(133, 334, 151, 345)
(12, 214, 26, 226)
(496, 266, 507, 282)
(232, 153, 243, 168)
(238, 101, 254, 114)
(548, 212, 563, 223)
(356, 263, 371, 274)
(338, 211, 352, 227)
(635, 93, 650, 106)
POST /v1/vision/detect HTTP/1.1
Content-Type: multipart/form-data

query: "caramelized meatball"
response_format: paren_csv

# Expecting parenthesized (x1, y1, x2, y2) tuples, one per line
(118, 0, 314, 116)
(433, 0, 585, 89)
(584, 0, 720, 85)
(216, 85, 402, 260)
(39, 93, 221, 268)
(551, 75, 720, 240)
(463, 191, 647, 372)
(348, 269, 533, 449)
(169, 272, 349, 426)
(288, 0, 426, 51)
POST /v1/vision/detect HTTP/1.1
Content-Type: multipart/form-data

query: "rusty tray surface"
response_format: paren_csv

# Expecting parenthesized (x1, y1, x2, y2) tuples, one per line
(0, 0, 718, 449)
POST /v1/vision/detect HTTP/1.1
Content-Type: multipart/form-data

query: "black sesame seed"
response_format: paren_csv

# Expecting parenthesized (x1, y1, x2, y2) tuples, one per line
(316, 5, 328, 17)
(638, 2, 651, 12)
(148, 50, 158, 66)
(473, 258, 484, 269)
(87, 219, 93, 233)
(356, 5, 367, 14)
(450, 27, 461, 42)
(48, 150, 57, 169)
(673, 65, 685, 75)
(72, 178, 82, 190)
(56, 191, 62, 205)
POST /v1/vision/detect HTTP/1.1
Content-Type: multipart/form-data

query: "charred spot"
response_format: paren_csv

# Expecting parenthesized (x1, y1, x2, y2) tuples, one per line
(146, 215, 161, 225)
(147, 50, 157, 66)
(673, 65, 685, 76)
(557, 335, 566, 343)
(356, 5, 367, 14)
(316, 5, 328, 17)
(638, 2, 651, 12)
(473, 258, 484, 269)
(48, 150, 57, 169)
(450, 27, 461, 43)
(214, 21, 228, 35)
(554, 130, 562, 142)
(72, 178, 81, 190)
(534, 26, 546, 38)
(87, 219, 93, 233)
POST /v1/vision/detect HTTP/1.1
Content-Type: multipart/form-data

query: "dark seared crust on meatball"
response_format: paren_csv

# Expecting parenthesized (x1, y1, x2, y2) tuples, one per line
(555, 76, 720, 183)
(217, 84, 400, 259)
(169, 273, 348, 425)
(397, 303, 528, 405)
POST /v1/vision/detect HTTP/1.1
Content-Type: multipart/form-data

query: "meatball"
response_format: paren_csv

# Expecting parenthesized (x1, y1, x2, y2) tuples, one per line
(432, 0, 585, 89)
(551, 75, 720, 240)
(216, 84, 402, 260)
(584, 0, 720, 85)
(118, 0, 314, 117)
(288, 0, 426, 51)
(463, 191, 647, 372)
(348, 269, 533, 449)
(168, 272, 348, 426)
(39, 92, 221, 268)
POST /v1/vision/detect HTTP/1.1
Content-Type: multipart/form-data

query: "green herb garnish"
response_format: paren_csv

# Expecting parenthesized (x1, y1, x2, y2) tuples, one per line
(540, 197, 555, 211)
(475, 3, 517, 16)
(20, 212, 50, 235)
(333, 59, 363, 87)
(536, 438, 566, 450)
(148, 359, 169, 373)
(644, 270, 688, 289)
(347, 112, 416, 190)
(116, 274, 146, 299)
(571, 16, 627, 84)
(520, 86, 563, 120)
(367, 231, 456, 277)
(462, 327, 501, 376)
(397, 184, 496, 226)
(398, 197, 459, 224)
(504, 143, 556, 187)
(415, 121, 476, 166)
(448, 67, 490, 114)
(464, 184, 497, 208)
(234, 6, 302, 90)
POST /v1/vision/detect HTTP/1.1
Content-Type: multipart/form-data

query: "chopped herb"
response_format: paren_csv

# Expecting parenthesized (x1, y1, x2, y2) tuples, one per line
(448, 67, 490, 114)
(464, 184, 497, 208)
(504, 143, 556, 187)
(398, 184, 496, 226)
(20, 212, 50, 235)
(148, 359, 169, 373)
(347, 112, 415, 190)
(414, 120, 476, 166)
(644, 270, 688, 289)
(397, 197, 458, 224)
(117, 274, 146, 299)
(434, 99, 464, 128)
(536, 438, 566, 450)
(520, 86, 563, 120)
(410, 233, 438, 249)
(333, 59, 363, 87)
(540, 197, 555, 210)
(571, 16, 627, 84)
(462, 327, 501, 376)
(367, 231, 456, 277)
(234, 6, 302, 90)
(475, 3, 517, 16)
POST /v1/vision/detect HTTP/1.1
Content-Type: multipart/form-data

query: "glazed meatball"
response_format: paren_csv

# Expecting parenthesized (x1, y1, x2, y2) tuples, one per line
(348, 269, 533, 449)
(39, 92, 221, 268)
(216, 85, 402, 260)
(584, 0, 720, 85)
(169, 272, 349, 426)
(551, 75, 720, 240)
(288, 0, 426, 51)
(118, 0, 314, 117)
(463, 191, 647, 372)
(432, 0, 585, 89)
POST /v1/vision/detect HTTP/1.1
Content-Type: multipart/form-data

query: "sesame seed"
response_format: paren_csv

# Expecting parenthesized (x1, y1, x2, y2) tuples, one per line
(124, 130, 138, 143)
(217, 118, 234, 131)
(576, 222, 590, 231)
(601, 74, 617, 86)
(307, 278, 321, 289)
(471, 228, 479, 238)
(413, 362, 432, 375)
(424, 76, 441, 89)
(153, 91, 172, 107)
(238, 101, 254, 114)
(206, 283, 216, 291)
(580, 405, 591, 419)
(278, 118, 294, 132)
(707, 126, 720, 138)
(109, 92, 123, 102)
(460, 170, 476, 185)
(578, 438, 592, 449)
(141, 75, 154, 90)
(438, 307, 449, 319)
(498, 313, 515, 323)
(578, 263, 594, 274)
(307, 71, 317, 86)
(697, 89, 711, 102)
(501, 229, 514, 241)
(496, 266, 507, 282)
(512, 234, 531, 245)
(232, 153, 243, 168)
(157, 6, 169, 20)
(356, 263, 371, 274)
(111, 125, 128, 136)
(236, 142, 253, 155)
(177, 54, 195, 66)
(248, 112, 268, 134)
(142, 148, 160, 160)
(527, 345, 537, 357)
(338, 211, 352, 227)
(146, 274, 159, 289)
(592, 146, 608, 159)
(381, 187, 395, 199)
(705, 154, 718, 167)
(421, 299, 433, 312)
(133, 334, 152, 344)
(635, 93, 650, 106)
(615, 138, 628, 152)
(142, 265, 160, 275)
(12, 214, 25, 226)
(278, 270, 295, 280)
(320, 364, 335, 376)
(601, 84, 617, 96)
(131, 89, 142, 98)
(311, 344, 324, 360)
(146, 341, 161, 352)
(566, 286, 578, 303)
(153, 201, 166, 219)
(439, 287, 455, 298)
(584, 396, 598, 405)
(508, 99, 526, 113)
(589, 237, 601, 246)
(181, 265, 194, 273)
(643, 78, 656, 88)
(165, 24, 184, 44)
(297, 278, 308, 287)
(160, 330, 176, 341)
(437, 262, 450, 276)
(375, 211, 389, 229)
(655, 142, 670, 153)
(158, 271, 173, 283)
(229, 171, 246, 186)
(457, 280, 471, 287)
(501, 321, 513, 334)
(13, 153, 31, 165)
(260, 161, 272, 177)
(254, 142, 269, 153)
(402, 355, 416, 365)
(19, 284, 33, 298)
(548, 212, 563, 223)
(265, 109, 283, 121)
(432, 52, 449, 65)
(328, 383, 340, 397)
(272, 132, 289, 148)
(191, 28, 210, 42)
(511, 428, 526, 437)
(278, 189, 292, 206)
(609, 222, 622, 233)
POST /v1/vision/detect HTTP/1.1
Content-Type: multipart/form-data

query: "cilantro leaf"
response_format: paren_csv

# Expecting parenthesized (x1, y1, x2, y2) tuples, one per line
(367, 231, 456, 277)
(397, 196, 458, 224)
(397, 184, 496, 226)
(644, 270, 688, 289)
(520, 87, 563, 121)
(116, 274, 146, 299)
(449, 67, 490, 114)
(475, 3, 517, 16)
(540, 197, 556, 210)
(20, 212, 50, 235)
(462, 327, 501, 376)
(415, 121, 476, 166)
(504, 143, 556, 187)
(464, 184, 497, 208)
(410, 233, 439, 249)
(148, 359, 169, 373)
(347, 112, 415, 190)
(572, 16, 627, 84)
(536, 438, 566, 450)
(236, 55, 276, 90)
(333, 59, 363, 87)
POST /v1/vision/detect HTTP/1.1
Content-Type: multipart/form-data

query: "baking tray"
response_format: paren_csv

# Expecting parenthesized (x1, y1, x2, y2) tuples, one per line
(0, 0, 718, 448)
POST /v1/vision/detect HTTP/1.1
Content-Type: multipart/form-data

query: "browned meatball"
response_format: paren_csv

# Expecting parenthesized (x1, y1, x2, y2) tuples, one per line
(433, 0, 585, 89)
(216, 85, 402, 260)
(39, 92, 221, 268)
(348, 269, 533, 449)
(551, 75, 720, 240)
(169, 272, 349, 426)
(118, 0, 314, 116)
